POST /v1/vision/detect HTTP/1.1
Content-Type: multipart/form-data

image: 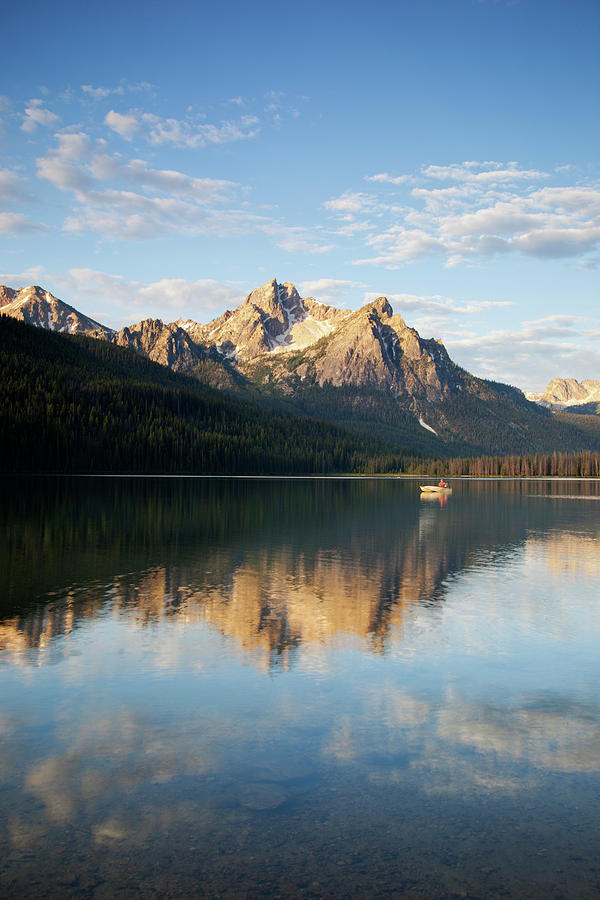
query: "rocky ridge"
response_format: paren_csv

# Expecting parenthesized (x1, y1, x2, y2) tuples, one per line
(0, 276, 465, 414)
(175, 278, 464, 408)
(0, 285, 112, 335)
(526, 377, 600, 409)
(88, 318, 207, 373)
(179, 279, 351, 360)
(6, 276, 597, 454)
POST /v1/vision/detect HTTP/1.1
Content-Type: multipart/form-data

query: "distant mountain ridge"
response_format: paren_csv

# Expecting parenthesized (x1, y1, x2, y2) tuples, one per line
(526, 378, 600, 411)
(0, 284, 112, 335)
(2, 277, 599, 456)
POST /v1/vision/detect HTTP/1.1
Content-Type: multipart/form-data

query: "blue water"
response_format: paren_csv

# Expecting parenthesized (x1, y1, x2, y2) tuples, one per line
(1, 476, 599, 898)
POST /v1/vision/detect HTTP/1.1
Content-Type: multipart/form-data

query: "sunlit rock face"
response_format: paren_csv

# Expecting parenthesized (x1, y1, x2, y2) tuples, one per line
(5, 277, 593, 455)
(303, 296, 460, 402)
(0, 285, 112, 335)
(180, 278, 350, 362)
(97, 317, 208, 373)
(0, 278, 508, 414)
(175, 278, 464, 404)
(526, 377, 600, 409)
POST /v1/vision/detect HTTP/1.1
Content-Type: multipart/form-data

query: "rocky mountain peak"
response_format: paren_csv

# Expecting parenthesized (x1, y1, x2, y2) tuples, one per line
(180, 277, 346, 361)
(0, 284, 112, 335)
(98, 317, 209, 372)
(364, 296, 394, 320)
(295, 294, 458, 404)
(526, 377, 600, 409)
(0, 276, 468, 420)
(243, 278, 306, 328)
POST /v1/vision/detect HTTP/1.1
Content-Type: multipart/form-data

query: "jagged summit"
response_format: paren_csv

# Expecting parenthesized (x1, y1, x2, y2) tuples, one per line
(171, 279, 459, 406)
(180, 277, 350, 360)
(0, 284, 112, 335)
(93, 317, 206, 373)
(0, 276, 462, 407)
(526, 377, 600, 409)
(3, 275, 594, 455)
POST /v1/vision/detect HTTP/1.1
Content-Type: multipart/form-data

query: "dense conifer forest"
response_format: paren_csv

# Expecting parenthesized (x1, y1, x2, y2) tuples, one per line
(402, 451, 600, 478)
(0, 317, 408, 474)
(2, 317, 599, 477)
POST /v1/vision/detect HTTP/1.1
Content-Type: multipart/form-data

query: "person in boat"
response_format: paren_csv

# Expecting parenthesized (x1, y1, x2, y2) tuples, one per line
(438, 479, 448, 488)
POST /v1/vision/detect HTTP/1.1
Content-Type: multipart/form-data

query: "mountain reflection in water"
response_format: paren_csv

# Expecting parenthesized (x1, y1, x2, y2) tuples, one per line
(1, 476, 600, 899)
(4, 476, 595, 666)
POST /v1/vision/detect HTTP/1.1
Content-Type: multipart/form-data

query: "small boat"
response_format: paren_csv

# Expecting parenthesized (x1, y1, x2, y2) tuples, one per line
(420, 484, 452, 494)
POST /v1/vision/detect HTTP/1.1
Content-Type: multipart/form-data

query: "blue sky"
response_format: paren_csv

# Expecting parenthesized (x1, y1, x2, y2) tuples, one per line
(1, 0, 599, 389)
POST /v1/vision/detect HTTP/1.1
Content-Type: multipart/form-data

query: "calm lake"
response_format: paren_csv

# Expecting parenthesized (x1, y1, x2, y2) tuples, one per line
(1, 476, 599, 899)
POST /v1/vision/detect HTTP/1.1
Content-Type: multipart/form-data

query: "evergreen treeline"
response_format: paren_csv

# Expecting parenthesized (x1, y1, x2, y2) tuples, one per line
(0, 317, 410, 475)
(401, 451, 600, 477)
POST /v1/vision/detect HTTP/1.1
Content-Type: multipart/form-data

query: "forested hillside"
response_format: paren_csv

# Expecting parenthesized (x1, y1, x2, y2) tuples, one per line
(0, 318, 408, 475)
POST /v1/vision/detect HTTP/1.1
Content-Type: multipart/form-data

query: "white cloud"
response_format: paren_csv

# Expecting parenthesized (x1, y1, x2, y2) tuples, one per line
(275, 232, 335, 254)
(0, 212, 47, 235)
(104, 109, 142, 140)
(36, 133, 249, 240)
(355, 227, 445, 267)
(323, 191, 376, 216)
(0, 265, 48, 287)
(0, 169, 31, 204)
(298, 278, 357, 303)
(62, 192, 219, 240)
(82, 85, 119, 101)
(103, 107, 260, 148)
(36, 133, 95, 193)
(147, 114, 260, 148)
(421, 161, 548, 184)
(88, 154, 237, 203)
(47, 268, 247, 327)
(329, 161, 600, 268)
(0, 95, 10, 133)
(365, 291, 513, 318)
(0, 167, 44, 236)
(365, 173, 412, 185)
(0, 265, 248, 326)
(446, 314, 600, 390)
(411, 184, 488, 213)
(21, 99, 61, 133)
(335, 220, 375, 236)
(81, 82, 152, 101)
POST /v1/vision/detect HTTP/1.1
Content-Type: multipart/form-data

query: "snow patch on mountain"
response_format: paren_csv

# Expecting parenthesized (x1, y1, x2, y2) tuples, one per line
(270, 316, 336, 353)
(419, 418, 437, 435)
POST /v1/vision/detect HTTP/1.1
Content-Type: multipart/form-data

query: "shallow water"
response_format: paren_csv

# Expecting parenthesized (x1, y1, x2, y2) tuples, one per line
(1, 476, 599, 898)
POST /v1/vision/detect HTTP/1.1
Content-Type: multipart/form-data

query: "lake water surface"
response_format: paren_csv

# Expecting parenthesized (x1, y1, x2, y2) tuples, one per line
(1, 476, 599, 899)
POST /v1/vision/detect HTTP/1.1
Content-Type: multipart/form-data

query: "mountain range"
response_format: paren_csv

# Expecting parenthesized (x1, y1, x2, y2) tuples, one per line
(526, 378, 600, 413)
(2, 277, 599, 457)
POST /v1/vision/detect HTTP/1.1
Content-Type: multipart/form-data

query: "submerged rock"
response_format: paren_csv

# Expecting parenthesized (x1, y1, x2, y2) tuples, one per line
(238, 782, 288, 810)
